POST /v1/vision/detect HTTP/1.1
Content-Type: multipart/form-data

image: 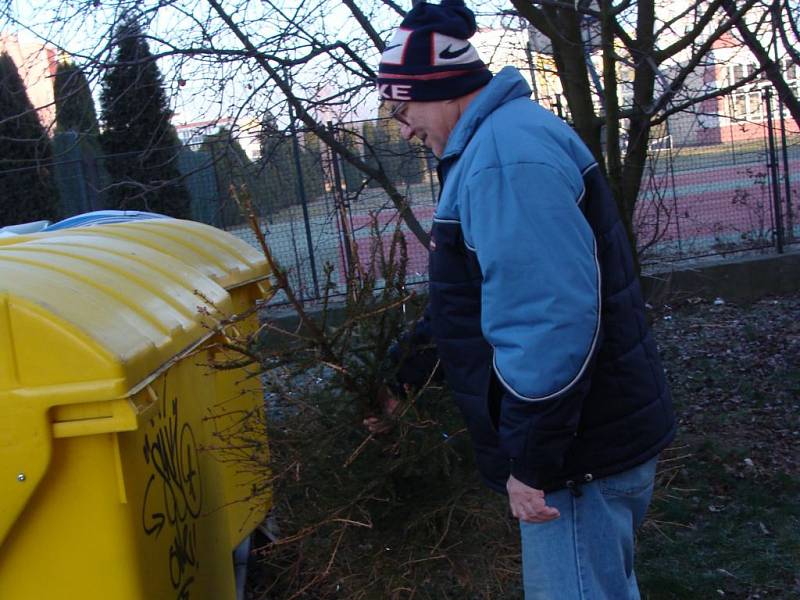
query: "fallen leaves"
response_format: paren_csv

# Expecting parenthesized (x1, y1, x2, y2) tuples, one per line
(653, 293, 800, 478)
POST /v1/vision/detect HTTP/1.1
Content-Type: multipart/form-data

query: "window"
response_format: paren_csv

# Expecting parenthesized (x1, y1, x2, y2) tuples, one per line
(747, 92, 763, 119)
(733, 94, 748, 119)
(783, 58, 797, 82)
(730, 89, 764, 122)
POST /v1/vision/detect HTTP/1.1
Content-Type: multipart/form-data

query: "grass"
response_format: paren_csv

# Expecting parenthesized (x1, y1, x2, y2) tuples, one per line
(639, 443, 800, 598)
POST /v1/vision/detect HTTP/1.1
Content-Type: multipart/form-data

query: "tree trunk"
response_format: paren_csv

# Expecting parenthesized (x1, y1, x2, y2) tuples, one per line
(600, 0, 623, 204)
(545, 6, 604, 164)
(618, 0, 657, 267)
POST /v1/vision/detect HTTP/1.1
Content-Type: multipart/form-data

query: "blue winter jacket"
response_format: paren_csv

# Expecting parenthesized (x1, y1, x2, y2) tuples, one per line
(397, 67, 675, 493)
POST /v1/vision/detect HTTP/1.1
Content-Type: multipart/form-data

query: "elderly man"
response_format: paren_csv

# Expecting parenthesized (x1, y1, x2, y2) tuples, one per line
(375, 1, 676, 598)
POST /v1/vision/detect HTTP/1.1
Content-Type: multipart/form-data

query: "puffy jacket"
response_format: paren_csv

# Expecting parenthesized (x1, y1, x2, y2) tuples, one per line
(397, 67, 675, 493)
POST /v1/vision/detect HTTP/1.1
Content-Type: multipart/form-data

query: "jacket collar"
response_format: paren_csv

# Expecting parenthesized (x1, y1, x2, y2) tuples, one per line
(440, 66, 532, 161)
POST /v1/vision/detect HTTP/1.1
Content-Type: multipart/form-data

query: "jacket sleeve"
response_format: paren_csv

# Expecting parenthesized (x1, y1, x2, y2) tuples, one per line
(386, 305, 442, 395)
(460, 162, 601, 489)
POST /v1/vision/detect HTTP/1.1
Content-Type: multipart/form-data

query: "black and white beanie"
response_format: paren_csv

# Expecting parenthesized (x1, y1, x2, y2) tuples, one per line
(376, 0, 492, 102)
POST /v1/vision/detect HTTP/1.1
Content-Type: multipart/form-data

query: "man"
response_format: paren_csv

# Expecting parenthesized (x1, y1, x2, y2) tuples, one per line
(375, 1, 676, 598)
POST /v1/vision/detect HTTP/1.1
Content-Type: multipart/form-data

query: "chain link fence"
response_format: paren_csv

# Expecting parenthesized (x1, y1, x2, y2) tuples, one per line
(4, 98, 798, 303)
(634, 99, 799, 269)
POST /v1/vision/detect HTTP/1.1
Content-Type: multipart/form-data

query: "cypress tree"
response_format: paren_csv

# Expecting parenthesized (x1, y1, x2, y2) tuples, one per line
(0, 52, 59, 225)
(339, 126, 366, 194)
(202, 128, 260, 225)
(53, 60, 99, 136)
(299, 131, 325, 200)
(99, 16, 191, 218)
(260, 131, 300, 211)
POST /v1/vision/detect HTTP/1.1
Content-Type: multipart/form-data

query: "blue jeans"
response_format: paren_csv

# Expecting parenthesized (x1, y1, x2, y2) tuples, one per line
(519, 456, 658, 600)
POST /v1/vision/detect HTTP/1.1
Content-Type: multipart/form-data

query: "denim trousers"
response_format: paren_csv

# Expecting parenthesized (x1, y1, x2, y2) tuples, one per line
(519, 456, 659, 600)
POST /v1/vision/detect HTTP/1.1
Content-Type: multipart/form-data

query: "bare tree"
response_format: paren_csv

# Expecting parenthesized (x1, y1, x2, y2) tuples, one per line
(507, 0, 794, 260)
(0, 0, 430, 243)
(2, 0, 798, 256)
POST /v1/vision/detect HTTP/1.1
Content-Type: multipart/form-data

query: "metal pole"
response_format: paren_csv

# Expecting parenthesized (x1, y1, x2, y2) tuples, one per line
(778, 99, 794, 242)
(426, 150, 437, 204)
(763, 88, 784, 254)
(772, 36, 794, 242)
(726, 95, 737, 165)
(665, 119, 683, 256)
(523, 22, 540, 102)
(555, 93, 564, 119)
(84, 142, 101, 212)
(208, 141, 225, 228)
(76, 144, 92, 215)
(327, 121, 355, 293)
(287, 97, 321, 298)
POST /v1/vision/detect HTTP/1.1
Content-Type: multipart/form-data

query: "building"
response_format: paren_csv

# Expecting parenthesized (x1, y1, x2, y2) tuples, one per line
(473, 24, 565, 115)
(0, 33, 58, 132)
(695, 33, 800, 145)
(174, 116, 262, 159)
(174, 117, 235, 146)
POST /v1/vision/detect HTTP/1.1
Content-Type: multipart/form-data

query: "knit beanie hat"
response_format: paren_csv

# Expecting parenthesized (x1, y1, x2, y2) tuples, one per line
(376, 0, 492, 102)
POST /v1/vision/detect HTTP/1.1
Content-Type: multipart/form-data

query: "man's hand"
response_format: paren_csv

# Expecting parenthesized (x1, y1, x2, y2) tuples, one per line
(362, 386, 401, 434)
(506, 474, 560, 523)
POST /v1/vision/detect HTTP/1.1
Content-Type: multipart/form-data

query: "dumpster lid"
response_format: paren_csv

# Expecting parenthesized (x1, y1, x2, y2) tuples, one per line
(0, 219, 269, 396)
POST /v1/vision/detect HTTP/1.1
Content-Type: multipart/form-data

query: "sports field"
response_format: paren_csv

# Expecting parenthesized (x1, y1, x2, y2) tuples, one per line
(230, 141, 800, 299)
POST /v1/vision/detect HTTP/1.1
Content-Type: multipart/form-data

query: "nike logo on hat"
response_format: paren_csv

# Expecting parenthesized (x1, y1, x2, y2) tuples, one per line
(384, 43, 403, 52)
(439, 44, 470, 60)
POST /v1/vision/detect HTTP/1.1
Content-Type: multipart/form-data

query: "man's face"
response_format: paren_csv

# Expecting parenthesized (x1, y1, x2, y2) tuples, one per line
(386, 99, 459, 158)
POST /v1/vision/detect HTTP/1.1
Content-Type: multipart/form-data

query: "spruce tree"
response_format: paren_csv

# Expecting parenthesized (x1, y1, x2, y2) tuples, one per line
(54, 60, 99, 136)
(0, 52, 59, 225)
(99, 17, 190, 218)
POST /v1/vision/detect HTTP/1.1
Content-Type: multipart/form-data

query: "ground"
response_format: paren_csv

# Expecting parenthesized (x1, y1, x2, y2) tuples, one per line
(250, 290, 800, 599)
(638, 291, 800, 599)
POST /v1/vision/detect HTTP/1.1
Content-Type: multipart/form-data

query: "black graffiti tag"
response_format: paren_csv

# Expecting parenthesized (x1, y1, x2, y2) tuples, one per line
(141, 392, 203, 599)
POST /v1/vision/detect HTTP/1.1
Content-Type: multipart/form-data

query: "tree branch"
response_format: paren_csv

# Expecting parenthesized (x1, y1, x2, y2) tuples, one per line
(342, 0, 387, 52)
(205, 0, 430, 247)
(776, 0, 800, 75)
(722, 0, 800, 128)
(649, 0, 759, 118)
(654, 0, 726, 62)
(509, 0, 555, 39)
(649, 69, 763, 124)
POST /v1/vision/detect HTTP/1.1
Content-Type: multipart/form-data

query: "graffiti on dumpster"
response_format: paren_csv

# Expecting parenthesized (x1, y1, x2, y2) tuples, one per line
(141, 380, 203, 600)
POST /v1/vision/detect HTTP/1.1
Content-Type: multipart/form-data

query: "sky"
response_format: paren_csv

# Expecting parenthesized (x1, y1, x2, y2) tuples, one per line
(1, 0, 390, 126)
(0, 0, 518, 130)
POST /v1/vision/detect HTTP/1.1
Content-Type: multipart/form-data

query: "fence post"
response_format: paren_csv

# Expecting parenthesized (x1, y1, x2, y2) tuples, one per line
(772, 14, 794, 242)
(665, 119, 683, 257)
(777, 97, 794, 242)
(208, 142, 225, 228)
(82, 141, 102, 212)
(288, 102, 321, 298)
(426, 151, 437, 205)
(327, 121, 355, 294)
(763, 88, 784, 254)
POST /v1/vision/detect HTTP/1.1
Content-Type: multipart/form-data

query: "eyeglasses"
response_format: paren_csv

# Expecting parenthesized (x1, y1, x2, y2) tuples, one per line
(388, 101, 409, 126)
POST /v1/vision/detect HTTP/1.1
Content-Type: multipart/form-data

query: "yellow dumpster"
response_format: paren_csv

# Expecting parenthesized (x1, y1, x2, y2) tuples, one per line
(0, 219, 272, 599)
